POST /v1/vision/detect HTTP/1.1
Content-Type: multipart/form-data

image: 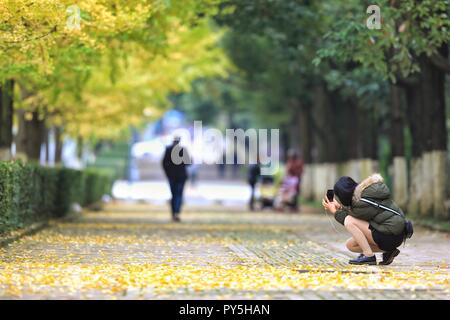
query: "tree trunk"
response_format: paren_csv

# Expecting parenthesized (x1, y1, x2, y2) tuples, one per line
(346, 98, 359, 160)
(390, 83, 408, 209)
(44, 126, 50, 164)
(390, 84, 405, 158)
(311, 83, 335, 163)
(54, 126, 63, 164)
(299, 104, 313, 164)
(0, 80, 14, 160)
(361, 107, 378, 160)
(281, 130, 288, 162)
(405, 78, 424, 216)
(405, 52, 448, 219)
(16, 109, 28, 159)
(288, 98, 301, 151)
(309, 84, 340, 200)
(16, 110, 46, 161)
(77, 136, 83, 161)
(425, 47, 448, 219)
(343, 98, 362, 181)
(299, 103, 314, 200)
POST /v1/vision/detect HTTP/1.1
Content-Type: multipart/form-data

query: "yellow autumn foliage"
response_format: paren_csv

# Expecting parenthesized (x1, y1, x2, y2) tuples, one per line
(0, 0, 228, 140)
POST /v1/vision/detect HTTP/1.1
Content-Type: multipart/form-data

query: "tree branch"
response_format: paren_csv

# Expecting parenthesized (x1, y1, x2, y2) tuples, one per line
(395, 74, 420, 87)
(0, 26, 57, 46)
(430, 53, 450, 74)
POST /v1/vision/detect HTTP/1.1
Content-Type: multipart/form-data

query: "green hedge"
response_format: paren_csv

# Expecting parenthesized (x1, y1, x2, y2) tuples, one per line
(82, 168, 114, 207)
(0, 162, 113, 234)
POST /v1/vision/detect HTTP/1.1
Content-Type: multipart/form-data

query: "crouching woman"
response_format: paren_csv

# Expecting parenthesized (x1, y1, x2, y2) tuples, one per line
(323, 174, 406, 265)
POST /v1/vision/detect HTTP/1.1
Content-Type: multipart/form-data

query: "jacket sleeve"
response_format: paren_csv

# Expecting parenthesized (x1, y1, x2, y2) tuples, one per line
(334, 209, 348, 226)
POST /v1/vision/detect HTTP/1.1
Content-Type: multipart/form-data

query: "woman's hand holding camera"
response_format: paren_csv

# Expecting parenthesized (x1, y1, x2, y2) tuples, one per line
(322, 197, 341, 214)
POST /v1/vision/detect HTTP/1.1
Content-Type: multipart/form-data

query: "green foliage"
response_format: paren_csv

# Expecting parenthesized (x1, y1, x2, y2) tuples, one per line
(88, 142, 129, 180)
(53, 167, 85, 217)
(1, 0, 228, 142)
(315, 0, 450, 81)
(378, 136, 392, 189)
(82, 168, 114, 207)
(214, 1, 326, 128)
(213, 0, 390, 133)
(0, 162, 113, 233)
(0, 162, 58, 231)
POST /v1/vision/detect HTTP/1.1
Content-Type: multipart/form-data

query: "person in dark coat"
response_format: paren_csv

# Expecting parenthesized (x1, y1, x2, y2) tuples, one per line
(247, 161, 261, 211)
(323, 174, 407, 266)
(162, 136, 191, 222)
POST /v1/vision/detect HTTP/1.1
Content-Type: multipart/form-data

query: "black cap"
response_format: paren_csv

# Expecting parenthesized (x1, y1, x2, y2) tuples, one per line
(334, 176, 358, 207)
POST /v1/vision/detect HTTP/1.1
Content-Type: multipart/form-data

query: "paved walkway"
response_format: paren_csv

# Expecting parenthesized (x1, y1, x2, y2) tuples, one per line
(0, 202, 448, 299)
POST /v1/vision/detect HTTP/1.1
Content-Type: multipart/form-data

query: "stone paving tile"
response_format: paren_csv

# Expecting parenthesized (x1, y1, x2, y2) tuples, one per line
(0, 203, 448, 299)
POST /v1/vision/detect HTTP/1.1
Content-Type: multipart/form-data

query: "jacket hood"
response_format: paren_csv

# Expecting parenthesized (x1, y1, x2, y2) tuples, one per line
(352, 173, 390, 202)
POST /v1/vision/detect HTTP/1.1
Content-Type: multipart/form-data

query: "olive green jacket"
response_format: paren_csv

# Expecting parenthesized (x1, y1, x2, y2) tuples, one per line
(334, 174, 406, 236)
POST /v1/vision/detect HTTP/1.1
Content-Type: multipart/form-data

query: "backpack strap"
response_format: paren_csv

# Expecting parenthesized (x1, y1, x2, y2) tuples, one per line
(360, 197, 405, 218)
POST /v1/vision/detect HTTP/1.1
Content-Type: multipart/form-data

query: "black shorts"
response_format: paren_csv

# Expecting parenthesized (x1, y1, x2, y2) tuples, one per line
(370, 225, 404, 252)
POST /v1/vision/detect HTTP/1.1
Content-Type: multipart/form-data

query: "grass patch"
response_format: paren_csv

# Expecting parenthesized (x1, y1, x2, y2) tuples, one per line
(411, 217, 450, 233)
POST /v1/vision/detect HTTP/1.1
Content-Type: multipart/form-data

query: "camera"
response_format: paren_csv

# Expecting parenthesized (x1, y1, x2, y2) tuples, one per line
(326, 189, 334, 201)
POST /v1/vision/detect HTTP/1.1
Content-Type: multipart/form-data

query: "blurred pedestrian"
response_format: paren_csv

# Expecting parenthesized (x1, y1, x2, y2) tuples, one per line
(285, 149, 304, 212)
(247, 160, 261, 211)
(217, 151, 226, 178)
(232, 150, 239, 178)
(274, 174, 299, 211)
(162, 136, 191, 222)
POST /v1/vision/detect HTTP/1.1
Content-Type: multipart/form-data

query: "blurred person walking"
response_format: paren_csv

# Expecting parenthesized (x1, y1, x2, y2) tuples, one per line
(217, 151, 226, 178)
(285, 149, 304, 212)
(162, 136, 191, 222)
(247, 160, 261, 211)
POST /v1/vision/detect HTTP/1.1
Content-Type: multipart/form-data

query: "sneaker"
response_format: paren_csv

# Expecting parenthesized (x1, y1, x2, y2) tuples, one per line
(379, 249, 400, 266)
(349, 254, 377, 265)
(352, 253, 365, 261)
(172, 215, 181, 223)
